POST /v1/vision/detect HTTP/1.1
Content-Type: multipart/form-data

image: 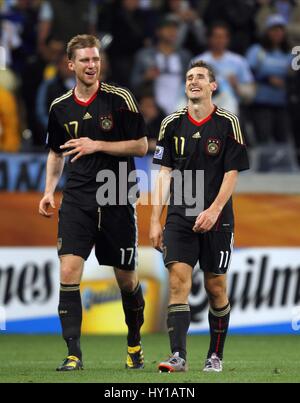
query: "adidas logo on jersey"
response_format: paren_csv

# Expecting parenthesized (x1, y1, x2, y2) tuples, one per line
(83, 112, 92, 120)
(192, 132, 201, 139)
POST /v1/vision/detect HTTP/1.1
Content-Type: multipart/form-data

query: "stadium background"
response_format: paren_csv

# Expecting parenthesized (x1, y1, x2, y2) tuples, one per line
(0, 0, 300, 337)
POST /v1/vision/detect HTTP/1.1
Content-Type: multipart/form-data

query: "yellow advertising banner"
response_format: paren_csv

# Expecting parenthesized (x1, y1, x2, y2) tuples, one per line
(81, 277, 161, 334)
(80, 247, 168, 335)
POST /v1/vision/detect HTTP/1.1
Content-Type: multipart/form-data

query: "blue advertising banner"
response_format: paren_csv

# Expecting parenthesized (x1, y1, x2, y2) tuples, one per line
(0, 153, 154, 192)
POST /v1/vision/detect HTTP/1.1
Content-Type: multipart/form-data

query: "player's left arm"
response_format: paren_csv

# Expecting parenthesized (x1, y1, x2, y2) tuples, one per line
(193, 170, 238, 233)
(194, 115, 250, 233)
(60, 137, 148, 162)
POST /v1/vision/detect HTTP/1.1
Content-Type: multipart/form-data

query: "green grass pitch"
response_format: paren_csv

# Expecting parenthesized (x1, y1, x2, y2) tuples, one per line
(0, 334, 300, 383)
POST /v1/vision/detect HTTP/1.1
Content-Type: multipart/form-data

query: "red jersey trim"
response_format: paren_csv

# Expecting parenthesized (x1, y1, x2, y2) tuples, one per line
(187, 106, 217, 127)
(73, 82, 100, 106)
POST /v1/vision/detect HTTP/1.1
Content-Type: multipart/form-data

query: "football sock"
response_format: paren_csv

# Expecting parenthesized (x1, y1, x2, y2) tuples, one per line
(207, 303, 231, 360)
(167, 304, 191, 361)
(58, 284, 82, 360)
(121, 283, 145, 347)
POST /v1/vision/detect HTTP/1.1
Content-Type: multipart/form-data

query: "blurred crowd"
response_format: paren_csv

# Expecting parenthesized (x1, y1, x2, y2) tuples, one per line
(0, 0, 300, 171)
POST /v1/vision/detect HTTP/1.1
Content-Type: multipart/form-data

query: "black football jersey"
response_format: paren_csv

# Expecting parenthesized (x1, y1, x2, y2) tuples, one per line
(152, 106, 250, 232)
(46, 82, 147, 207)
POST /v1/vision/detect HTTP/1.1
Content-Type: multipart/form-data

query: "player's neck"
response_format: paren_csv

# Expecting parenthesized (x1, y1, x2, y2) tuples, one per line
(188, 100, 215, 122)
(74, 81, 99, 102)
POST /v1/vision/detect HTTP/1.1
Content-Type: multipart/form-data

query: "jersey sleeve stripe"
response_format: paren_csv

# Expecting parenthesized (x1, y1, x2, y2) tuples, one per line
(158, 108, 187, 141)
(217, 108, 243, 144)
(216, 109, 244, 145)
(102, 83, 138, 113)
(49, 90, 73, 112)
(101, 83, 139, 113)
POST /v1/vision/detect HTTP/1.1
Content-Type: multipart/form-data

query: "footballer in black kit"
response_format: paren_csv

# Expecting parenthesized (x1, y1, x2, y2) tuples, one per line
(153, 104, 249, 273)
(48, 81, 143, 270)
(39, 35, 147, 372)
(150, 61, 249, 374)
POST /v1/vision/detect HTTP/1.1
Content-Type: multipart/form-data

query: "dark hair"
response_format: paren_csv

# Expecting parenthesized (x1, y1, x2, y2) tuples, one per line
(261, 29, 290, 52)
(207, 21, 231, 38)
(67, 34, 101, 60)
(188, 61, 216, 83)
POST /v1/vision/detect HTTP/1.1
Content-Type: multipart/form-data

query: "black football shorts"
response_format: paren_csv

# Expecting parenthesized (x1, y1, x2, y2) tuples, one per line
(163, 222, 234, 275)
(57, 202, 138, 271)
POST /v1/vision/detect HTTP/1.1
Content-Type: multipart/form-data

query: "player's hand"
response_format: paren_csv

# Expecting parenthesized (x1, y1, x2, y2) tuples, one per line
(60, 138, 98, 162)
(150, 220, 164, 252)
(39, 193, 56, 218)
(193, 207, 220, 233)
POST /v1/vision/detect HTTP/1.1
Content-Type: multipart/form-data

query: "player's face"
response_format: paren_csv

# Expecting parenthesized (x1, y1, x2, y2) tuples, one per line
(69, 47, 101, 87)
(185, 67, 217, 102)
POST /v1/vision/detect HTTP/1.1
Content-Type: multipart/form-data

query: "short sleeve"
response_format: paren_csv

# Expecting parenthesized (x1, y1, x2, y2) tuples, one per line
(224, 117, 250, 172)
(118, 90, 147, 141)
(238, 57, 254, 84)
(152, 119, 173, 168)
(46, 107, 66, 153)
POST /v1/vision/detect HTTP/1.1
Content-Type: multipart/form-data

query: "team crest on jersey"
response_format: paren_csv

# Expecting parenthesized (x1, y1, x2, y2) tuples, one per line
(206, 138, 221, 156)
(100, 114, 114, 131)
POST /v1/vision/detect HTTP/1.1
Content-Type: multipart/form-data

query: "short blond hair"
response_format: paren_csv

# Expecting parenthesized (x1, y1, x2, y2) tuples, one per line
(67, 34, 101, 60)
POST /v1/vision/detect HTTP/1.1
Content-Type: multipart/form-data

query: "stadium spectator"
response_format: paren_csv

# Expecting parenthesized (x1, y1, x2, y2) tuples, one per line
(288, 70, 300, 165)
(246, 14, 292, 144)
(161, 0, 206, 54)
(38, 0, 97, 53)
(193, 22, 255, 115)
(256, 0, 300, 46)
(131, 15, 191, 115)
(98, 0, 147, 87)
(36, 54, 76, 130)
(21, 36, 65, 148)
(198, 0, 257, 54)
(138, 91, 165, 153)
(0, 85, 20, 152)
(0, 0, 41, 74)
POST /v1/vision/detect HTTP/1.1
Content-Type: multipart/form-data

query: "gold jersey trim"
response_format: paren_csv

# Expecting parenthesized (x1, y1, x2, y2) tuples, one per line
(216, 108, 244, 145)
(101, 83, 139, 113)
(158, 108, 188, 141)
(49, 89, 73, 112)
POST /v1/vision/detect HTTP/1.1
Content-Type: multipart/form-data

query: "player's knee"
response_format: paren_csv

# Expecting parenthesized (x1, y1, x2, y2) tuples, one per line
(169, 276, 190, 300)
(118, 278, 137, 293)
(205, 284, 227, 305)
(61, 266, 81, 284)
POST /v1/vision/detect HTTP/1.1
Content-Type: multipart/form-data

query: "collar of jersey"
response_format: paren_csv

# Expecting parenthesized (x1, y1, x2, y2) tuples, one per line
(187, 105, 217, 127)
(73, 81, 100, 106)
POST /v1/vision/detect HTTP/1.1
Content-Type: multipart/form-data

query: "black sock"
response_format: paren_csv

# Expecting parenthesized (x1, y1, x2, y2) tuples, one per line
(58, 284, 82, 360)
(207, 303, 231, 360)
(121, 283, 145, 347)
(167, 304, 191, 361)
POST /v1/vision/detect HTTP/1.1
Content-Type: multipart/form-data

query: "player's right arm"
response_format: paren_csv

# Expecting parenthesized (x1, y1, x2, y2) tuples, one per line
(39, 150, 65, 218)
(150, 116, 174, 252)
(150, 166, 172, 252)
(39, 105, 66, 218)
